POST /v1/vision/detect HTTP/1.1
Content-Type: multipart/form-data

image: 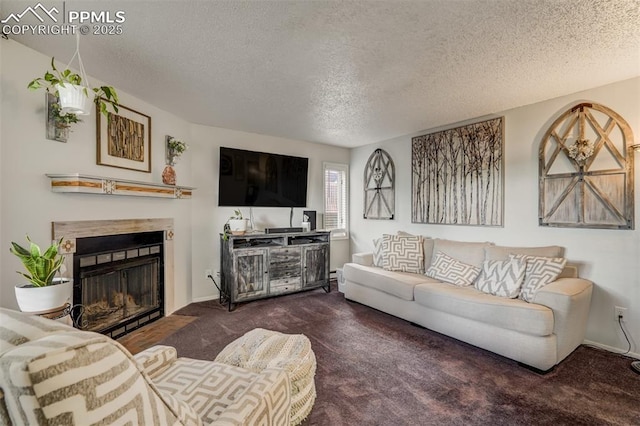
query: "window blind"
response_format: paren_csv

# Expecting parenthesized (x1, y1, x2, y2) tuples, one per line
(323, 162, 348, 238)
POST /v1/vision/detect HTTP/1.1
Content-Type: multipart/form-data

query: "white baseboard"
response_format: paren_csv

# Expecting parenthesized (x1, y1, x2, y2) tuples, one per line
(191, 294, 219, 303)
(583, 339, 640, 360)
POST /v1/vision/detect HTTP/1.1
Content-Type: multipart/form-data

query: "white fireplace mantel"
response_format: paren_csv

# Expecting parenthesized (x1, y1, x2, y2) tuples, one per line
(46, 173, 194, 199)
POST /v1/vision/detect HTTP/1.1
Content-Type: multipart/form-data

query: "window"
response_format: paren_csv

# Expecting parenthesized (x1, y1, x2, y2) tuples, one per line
(323, 162, 349, 239)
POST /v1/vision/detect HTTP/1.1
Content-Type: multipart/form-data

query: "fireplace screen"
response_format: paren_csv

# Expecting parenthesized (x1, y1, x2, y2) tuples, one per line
(81, 258, 159, 332)
(73, 231, 164, 339)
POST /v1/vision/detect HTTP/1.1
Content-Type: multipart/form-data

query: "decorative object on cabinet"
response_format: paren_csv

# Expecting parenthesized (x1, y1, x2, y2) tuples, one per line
(364, 148, 395, 220)
(225, 209, 249, 237)
(220, 231, 330, 311)
(411, 117, 504, 226)
(539, 102, 634, 229)
(10, 236, 72, 313)
(46, 93, 80, 143)
(97, 102, 151, 172)
(46, 173, 194, 199)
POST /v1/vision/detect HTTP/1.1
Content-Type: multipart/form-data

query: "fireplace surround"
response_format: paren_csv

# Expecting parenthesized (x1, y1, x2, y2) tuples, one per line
(52, 219, 175, 338)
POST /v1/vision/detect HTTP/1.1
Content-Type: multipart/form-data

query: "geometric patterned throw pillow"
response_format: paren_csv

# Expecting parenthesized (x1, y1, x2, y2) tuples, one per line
(381, 234, 424, 273)
(426, 251, 480, 286)
(373, 237, 384, 267)
(512, 254, 567, 302)
(475, 258, 526, 298)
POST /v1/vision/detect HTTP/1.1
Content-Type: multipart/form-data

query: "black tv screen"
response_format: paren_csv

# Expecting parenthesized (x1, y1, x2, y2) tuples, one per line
(218, 147, 308, 207)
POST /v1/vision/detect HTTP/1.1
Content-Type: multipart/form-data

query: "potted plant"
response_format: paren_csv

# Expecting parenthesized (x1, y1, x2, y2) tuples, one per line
(10, 236, 72, 313)
(49, 101, 81, 141)
(167, 137, 188, 166)
(227, 209, 249, 236)
(28, 57, 119, 116)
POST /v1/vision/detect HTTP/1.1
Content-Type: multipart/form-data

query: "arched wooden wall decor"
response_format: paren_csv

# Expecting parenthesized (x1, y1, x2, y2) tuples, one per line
(539, 102, 635, 229)
(364, 149, 395, 219)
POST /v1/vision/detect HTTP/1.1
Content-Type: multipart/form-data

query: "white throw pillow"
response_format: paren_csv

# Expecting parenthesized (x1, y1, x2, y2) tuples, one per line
(381, 234, 424, 273)
(475, 258, 526, 298)
(512, 254, 567, 302)
(426, 251, 480, 286)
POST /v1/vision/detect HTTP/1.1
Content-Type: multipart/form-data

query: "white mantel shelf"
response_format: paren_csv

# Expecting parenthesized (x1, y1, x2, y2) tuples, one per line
(46, 173, 194, 199)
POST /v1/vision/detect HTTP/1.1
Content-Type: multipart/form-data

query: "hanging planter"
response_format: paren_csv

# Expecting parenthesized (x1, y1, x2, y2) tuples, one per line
(28, 36, 119, 119)
(28, 57, 118, 116)
(55, 83, 92, 115)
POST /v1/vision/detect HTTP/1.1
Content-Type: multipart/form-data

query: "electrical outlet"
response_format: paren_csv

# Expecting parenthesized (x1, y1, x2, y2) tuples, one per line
(614, 306, 627, 322)
(205, 269, 212, 279)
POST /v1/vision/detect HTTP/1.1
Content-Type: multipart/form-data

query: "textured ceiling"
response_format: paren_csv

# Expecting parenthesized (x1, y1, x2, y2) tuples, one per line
(3, 0, 639, 147)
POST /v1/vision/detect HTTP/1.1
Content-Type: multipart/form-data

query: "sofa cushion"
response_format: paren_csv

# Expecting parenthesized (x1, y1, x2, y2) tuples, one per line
(414, 282, 554, 336)
(343, 263, 436, 301)
(513, 254, 567, 302)
(485, 245, 564, 261)
(426, 251, 480, 287)
(475, 258, 526, 298)
(432, 239, 492, 268)
(381, 234, 424, 273)
(152, 359, 289, 424)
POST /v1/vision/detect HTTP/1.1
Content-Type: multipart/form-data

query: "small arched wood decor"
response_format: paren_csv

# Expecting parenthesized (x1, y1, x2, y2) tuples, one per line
(539, 102, 634, 229)
(364, 148, 395, 219)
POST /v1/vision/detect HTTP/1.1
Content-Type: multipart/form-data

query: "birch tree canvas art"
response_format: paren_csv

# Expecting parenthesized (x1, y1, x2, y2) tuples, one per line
(412, 117, 504, 226)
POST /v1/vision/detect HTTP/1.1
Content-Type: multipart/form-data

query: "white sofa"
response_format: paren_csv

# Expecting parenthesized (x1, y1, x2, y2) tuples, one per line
(343, 237, 593, 372)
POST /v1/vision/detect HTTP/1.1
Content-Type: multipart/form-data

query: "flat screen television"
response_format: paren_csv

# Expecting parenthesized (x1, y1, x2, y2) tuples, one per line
(218, 147, 308, 207)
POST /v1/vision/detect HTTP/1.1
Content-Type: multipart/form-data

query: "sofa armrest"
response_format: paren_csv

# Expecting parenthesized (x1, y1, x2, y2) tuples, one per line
(533, 278, 593, 362)
(134, 345, 178, 378)
(214, 367, 291, 425)
(352, 252, 374, 266)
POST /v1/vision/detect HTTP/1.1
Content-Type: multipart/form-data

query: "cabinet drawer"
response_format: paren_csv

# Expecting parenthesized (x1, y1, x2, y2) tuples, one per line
(270, 247, 301, 263)
(270, 267, 301, 280)
(270, 277, 301, 288)
(270, 278, 302, 295)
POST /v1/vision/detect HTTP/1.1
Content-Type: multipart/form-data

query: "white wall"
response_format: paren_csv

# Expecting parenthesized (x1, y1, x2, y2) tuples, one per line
(350, 77, 640, 355)
(189, 124, 350, 301)
(0, 39, 194, 312)
(1, 40, 351, 312)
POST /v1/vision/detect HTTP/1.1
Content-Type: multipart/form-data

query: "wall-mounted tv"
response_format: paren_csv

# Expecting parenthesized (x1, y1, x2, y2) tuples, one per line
(218, 147, 309, 207)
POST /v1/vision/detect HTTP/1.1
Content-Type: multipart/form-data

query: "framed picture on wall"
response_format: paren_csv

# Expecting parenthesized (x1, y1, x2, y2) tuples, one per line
(411, 117, 504, 226)
(97, 101, 152, 172)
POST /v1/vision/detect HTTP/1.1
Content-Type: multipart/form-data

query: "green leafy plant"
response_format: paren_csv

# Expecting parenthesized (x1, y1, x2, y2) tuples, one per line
(168, 138, 188, 156)
(230, 209, 243, 220)
(28, 57, 119, 116)
(50, 102, 80, 127)
(10, 236, 65, 287)
(222, 209, 245, 240)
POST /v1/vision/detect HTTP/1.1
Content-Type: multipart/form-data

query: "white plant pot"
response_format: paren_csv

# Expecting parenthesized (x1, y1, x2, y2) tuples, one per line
(228, 219, 249, 235)
(15, 278, 73, 313)
(55, 83, 92, 115)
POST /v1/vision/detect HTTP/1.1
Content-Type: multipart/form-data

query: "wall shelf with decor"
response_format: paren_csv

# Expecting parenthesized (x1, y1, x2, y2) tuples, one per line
(46, 173, 194, 199)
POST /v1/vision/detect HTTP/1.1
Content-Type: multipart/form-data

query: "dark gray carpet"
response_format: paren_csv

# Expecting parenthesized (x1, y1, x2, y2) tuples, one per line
(160, 284, 640, 425)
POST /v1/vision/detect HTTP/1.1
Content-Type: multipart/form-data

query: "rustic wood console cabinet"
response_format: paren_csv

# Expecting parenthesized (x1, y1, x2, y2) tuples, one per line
(220, 231, 330, 310)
